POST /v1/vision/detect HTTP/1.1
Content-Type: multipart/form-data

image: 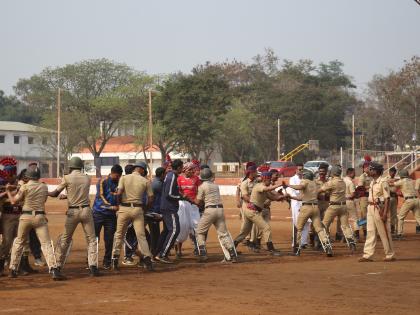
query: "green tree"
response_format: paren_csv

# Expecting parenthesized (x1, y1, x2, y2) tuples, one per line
(15, 59, 152, 176)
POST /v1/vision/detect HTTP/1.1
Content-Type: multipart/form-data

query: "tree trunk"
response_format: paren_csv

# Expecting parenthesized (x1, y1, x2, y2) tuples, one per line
(94, 153, 101, 178)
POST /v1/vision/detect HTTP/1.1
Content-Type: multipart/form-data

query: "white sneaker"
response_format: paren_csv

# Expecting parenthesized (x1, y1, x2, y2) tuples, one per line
(34, 258, 46, 267)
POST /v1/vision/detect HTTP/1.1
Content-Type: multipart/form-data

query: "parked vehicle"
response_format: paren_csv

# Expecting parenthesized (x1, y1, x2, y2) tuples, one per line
(304, 160, 331, 175)
(267, 161, 297, 177)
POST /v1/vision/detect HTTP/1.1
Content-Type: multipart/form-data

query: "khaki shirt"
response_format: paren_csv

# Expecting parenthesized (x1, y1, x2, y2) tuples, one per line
(393, 178, 416, 198)
(57, 170, 90, 207)
(298, 179, 318, 203)
(197, 181, 222, 207)
(358, 172, 372, 190)
(118, 173, 153, 204)
(250, 183, 271, 209)
(321, 177, 346, 203)
(315, 178, 329, 201)
(368, 176, 390, 202)
(343, 176, 356, 199)
(385, 175, 398, 196)
(20, 180, 48, 211)
(240, 178, 255, 199)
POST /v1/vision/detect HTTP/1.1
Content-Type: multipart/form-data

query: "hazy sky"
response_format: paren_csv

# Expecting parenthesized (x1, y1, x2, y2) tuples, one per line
(1, 0, 419, 95)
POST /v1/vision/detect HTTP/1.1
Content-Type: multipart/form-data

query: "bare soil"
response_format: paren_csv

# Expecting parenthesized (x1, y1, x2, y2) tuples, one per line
(1, 197, 419, 315)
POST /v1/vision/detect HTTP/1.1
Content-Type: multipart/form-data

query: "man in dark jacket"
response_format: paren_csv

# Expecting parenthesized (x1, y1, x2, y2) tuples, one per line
(155, 159, 184, 264)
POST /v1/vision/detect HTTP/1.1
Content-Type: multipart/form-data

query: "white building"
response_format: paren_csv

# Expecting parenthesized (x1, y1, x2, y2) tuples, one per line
(0, 121, 58, 177)
(71, 135, 190, 176)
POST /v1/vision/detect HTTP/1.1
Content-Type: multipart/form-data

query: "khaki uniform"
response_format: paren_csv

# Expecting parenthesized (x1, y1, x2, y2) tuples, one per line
(322, 177, 353, 240)
(362, 176, 395, 260)
(358, 172, 372, 219)
(239, 178, 255, 241)
(295, 179, 328, 246)
(315, 178, 329, 217)
(344, 176, 358, 231)
(0, 182, 21, 260)
(112, 173, 153, 258)
(9, 180, 57, 270)
(55, 170, 98, 267)
(386, 175, 399, 231)
(394, 178, 420, 235)
(234, 183, 273, 244)
(195, 181, 234, 250)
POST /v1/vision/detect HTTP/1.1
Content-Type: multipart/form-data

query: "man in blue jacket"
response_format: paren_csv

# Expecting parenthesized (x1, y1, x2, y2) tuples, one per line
(156, 159, 184, 264)
(93, 164, 123, 269)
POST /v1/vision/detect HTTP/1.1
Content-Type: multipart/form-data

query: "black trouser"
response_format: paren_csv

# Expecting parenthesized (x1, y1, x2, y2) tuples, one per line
(93, 212, 116, 264)
(29, 228, 42, 259)
(157, 212, 180, 258)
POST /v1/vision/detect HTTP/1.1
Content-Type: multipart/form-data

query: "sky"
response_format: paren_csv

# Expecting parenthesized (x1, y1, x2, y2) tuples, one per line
(1, 0, 419, 96)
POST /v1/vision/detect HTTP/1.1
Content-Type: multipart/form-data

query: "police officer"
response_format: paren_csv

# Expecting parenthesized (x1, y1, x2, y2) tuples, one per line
(111, 162, 154, 271)
(6, 168, 65, 280)
(286, 170, 332, 257)
(320, 165, 356, 252)
(357, 160, 372, 239)
(233, 171, 283, 256)
(359, 162, 395, 262)
(49, 157, 99, 276)
(194, 168, 237, 262)
(393, 169, 420, 239)
(386, 167, 398, 235)
(344, 168, 359, 240)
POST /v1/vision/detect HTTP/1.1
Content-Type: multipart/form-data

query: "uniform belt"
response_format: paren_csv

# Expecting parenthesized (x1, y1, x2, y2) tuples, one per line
(302, 202, 318, 206)
(22, 211, 45, 215)
(405, 196, 416, 200)
(68, 205, 90, 209)
(329, 202, 346, 206)
(205, 204, 223, 209)
(120, 203, 143, 207)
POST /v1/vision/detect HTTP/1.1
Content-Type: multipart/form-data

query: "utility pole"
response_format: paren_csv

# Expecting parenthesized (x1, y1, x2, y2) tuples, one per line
(148, 89, 153, 176)
(277, 118, 281, 160)
(56, 88, 61, 178)
(352, 114, 355, 168)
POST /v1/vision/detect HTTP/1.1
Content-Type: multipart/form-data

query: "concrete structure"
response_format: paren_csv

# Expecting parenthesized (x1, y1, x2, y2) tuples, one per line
(71, 135, 190, 176)
(0, 121, 58, 177)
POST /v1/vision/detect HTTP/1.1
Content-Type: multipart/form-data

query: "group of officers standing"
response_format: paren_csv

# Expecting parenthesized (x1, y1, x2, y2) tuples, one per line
(1, 154, 420, 281)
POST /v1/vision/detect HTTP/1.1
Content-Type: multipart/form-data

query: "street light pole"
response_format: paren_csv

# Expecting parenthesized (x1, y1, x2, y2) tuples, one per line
(148, 89, 153, 177)
(56, 88, 61, 178)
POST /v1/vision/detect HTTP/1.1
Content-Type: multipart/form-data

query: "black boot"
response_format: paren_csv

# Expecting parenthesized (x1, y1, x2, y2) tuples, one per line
(0, 259, 5, 277)
(9, 269, 18, 278)
(335, 233, 343, 242)
(248, 241, 260, 253)
(198, 245, 208, 262)
(51, 268, 66, 281)
(266, 242, 281, 256)
(228, 248, 238, 263)
(416, 224, 420, 234)
(20, 256, 38, 274)
(89, 265, 101, 277)
(294, 246, 302, 256)
(111, 256, 119, 271)
(142, 256, 154, 271)
(348, 238, 356, 253)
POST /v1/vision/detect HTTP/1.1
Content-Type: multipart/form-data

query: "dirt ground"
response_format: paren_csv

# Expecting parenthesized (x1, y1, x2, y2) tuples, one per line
(1, 197, 420, 315)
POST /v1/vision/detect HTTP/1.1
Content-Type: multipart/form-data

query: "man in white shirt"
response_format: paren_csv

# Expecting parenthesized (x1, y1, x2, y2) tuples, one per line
(286, 163, 310, 248)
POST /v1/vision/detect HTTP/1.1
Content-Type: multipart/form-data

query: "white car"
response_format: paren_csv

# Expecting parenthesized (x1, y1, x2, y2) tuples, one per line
(304, 160, 331, 175)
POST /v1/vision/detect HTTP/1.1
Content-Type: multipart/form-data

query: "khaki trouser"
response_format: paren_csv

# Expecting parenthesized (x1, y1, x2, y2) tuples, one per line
(323, 205, 353, 239)
(239, 203, 251, 241)
(112, 206, 151, 258)
(234, 208, 272, 244)
(363, 205, 395, 259)
(397, 198, 420, 235)
(359, 197, 368, 219)
(389, 197, 398, 229)
(9, 214, 56, 270)
(0, 213, 19, 259)
(250, 208, 270, 243)
(196, 207, 234, 250)
(297, 205, 328, 246)
(56, 206, 98, 267)
(346, 200, 359, 231)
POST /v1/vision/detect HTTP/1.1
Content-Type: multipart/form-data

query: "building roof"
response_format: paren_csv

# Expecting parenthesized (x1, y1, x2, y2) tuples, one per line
(78, 135, 160, 153)
(0, 121, 51, 133)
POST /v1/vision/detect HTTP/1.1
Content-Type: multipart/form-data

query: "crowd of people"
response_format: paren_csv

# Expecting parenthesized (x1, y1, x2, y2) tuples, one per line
(0, 154, 419, 281)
